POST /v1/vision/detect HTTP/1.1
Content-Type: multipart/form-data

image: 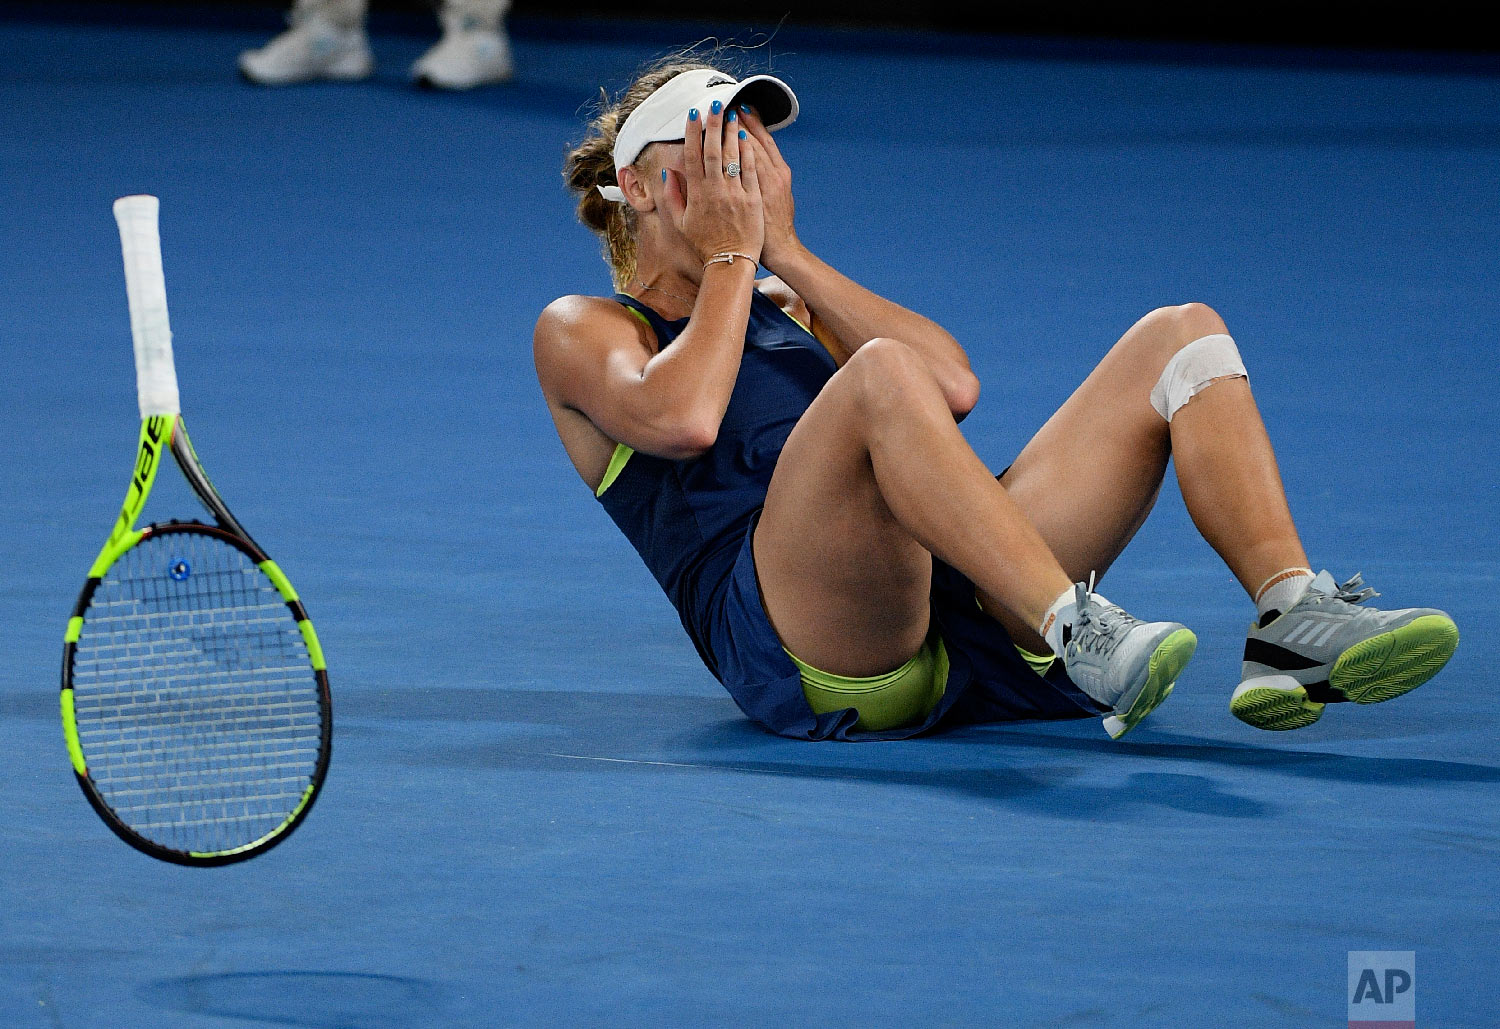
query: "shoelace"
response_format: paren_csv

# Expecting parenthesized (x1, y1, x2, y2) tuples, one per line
(1069, 573, 1140, 657)
(1307, 572, 1380, 607)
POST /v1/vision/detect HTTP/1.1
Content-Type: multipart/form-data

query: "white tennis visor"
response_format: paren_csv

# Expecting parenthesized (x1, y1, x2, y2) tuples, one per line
(597, 69, 799, 202)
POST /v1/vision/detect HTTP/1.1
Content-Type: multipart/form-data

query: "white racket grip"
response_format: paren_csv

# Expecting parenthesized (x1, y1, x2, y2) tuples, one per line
(113, 195, 180, 418)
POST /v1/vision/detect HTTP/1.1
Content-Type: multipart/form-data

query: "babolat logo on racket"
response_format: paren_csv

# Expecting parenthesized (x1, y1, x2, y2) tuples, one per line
(107, 415, 169, 546)
(131, 418, 163, 487)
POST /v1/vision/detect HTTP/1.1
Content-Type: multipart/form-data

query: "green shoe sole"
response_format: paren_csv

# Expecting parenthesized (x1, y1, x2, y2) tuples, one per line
(1104, 628, 1196, 739)
(1230, 681, 1325, 731)
(1329, 614, 1459, 704)
(1232, 614, 1459, 730)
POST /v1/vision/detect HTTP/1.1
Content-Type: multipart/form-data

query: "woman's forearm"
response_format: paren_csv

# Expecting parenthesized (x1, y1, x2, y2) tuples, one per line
(771, 242, 979, 413)
(637, 260, 758, 446)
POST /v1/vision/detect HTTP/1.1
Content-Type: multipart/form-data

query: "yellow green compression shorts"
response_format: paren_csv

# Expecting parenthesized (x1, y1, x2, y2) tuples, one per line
(789, 632, 1055, 733)
(789, 630, 950, 732)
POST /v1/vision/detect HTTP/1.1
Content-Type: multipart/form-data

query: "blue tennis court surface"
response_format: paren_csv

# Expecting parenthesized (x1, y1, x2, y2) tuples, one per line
(2, 12, 1498, 1026)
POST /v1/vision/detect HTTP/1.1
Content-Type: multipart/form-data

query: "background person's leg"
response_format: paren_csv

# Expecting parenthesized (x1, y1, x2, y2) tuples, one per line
(413, 0, 515, 90)
(315, 0, 367, 27)
(239, 0, 373, 85)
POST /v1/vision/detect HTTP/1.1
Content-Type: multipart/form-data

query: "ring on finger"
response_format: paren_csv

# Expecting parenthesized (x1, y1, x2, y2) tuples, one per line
(725, 162, 741, 178)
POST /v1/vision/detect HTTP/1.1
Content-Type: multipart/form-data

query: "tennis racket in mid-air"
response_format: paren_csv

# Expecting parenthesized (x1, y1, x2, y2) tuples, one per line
(60, 195, 331, 866)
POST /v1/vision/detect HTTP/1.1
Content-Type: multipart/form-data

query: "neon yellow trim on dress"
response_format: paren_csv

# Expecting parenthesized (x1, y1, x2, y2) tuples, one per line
(591, 303, 656, 499)
(60, 690, 86, 774)
(781, 308, 847, 366)
(791, 633, 949, 732)
(595, 443, 634, 498)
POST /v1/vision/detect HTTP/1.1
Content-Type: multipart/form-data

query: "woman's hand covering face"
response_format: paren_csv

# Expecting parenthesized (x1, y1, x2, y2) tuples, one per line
(737, 105, 797, 272)
(659, 100, 764, 266)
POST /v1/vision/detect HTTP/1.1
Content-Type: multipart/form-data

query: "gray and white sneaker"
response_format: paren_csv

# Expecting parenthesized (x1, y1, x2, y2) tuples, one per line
(1059, 582, 1198, 739)
(1231, 571, 1459, 731)
(238, 2, 374, 86)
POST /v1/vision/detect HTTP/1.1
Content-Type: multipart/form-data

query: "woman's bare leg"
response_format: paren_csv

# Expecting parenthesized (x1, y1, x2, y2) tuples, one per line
(1170, 377, 1308, 596)
(989, 302, 1309, 652)
(753, 338, 1072, 677)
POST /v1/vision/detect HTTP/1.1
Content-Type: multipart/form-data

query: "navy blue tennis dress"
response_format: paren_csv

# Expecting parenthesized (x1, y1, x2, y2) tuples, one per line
(596, 289, 1101, 740)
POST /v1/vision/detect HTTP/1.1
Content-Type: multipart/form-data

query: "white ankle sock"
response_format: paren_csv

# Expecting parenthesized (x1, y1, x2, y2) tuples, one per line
(1255, 567, 1313, 624)
(1040, 583, 1109, 656)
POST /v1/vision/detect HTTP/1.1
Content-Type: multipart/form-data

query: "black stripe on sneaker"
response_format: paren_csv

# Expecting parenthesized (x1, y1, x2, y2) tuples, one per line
(1243, 638, 1323, 671)
(1303, 680, 1349, 704)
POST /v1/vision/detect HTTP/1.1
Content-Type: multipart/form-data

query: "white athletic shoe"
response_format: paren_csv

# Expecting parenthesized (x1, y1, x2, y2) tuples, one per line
(238, 6, 374, 85)
(1230, 571, 1458, 730)
(411, 5, 514, 90)
(1057, 581, 1198, 739)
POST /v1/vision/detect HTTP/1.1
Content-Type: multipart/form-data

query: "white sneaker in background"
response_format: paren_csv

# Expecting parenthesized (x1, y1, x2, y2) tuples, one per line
(238, 4, 374, 85)
(411, 1, 514, 90)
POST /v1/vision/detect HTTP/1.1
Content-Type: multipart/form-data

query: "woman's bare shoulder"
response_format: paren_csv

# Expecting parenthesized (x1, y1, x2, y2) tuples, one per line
(534, 294, 637, 344)
(533, 294, 651, 374)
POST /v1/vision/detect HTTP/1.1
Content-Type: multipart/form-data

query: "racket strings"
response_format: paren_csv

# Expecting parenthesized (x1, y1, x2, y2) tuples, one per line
(70, 530, 323, 855)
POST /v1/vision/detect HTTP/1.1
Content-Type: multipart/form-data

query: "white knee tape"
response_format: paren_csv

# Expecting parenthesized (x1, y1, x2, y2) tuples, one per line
(1149, 333, 1248, 421)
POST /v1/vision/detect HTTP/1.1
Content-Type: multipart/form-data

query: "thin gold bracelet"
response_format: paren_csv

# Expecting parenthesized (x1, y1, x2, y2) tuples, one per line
(703, 252, 758, 272)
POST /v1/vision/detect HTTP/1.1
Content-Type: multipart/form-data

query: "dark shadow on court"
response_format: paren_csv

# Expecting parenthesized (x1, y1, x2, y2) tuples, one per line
(372, 686, 1497, 826)
(367, 687, 1500, 796)
(969, 727, 1500, 786)
(683, 712, 1500, 788)
(405, 739, 1273, 820)
(139, 971, 455, 1028)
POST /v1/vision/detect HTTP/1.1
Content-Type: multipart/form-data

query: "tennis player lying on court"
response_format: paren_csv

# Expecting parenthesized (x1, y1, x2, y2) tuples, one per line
(534, 59, 1459, 741)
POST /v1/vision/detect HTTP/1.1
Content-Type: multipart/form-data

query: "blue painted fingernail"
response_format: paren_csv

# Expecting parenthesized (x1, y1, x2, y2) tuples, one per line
(661, 169, 667, 182)
(728, 109, 737, 123)
(739, 129, 747, 139)
(688, 108, 698, 121)
(711, 100, 722, 115)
